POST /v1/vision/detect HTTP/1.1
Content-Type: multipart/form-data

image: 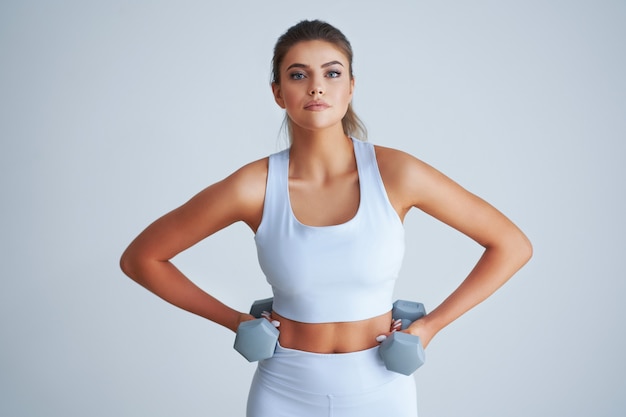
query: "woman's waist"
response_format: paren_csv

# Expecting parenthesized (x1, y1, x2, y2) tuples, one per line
(257, 340, 400, 396)
(271, 310, 392, 353)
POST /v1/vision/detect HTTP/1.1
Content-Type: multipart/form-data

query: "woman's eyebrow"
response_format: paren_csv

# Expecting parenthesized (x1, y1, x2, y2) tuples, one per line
(286, 61, 345, 71)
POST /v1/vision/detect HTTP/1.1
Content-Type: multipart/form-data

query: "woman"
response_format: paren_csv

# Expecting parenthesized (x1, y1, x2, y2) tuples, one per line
(120, 20, 532, 417)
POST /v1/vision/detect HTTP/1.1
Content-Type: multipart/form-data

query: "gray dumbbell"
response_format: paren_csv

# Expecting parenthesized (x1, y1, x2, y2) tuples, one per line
(233, 297, 278, 362)
(378, 300, 426, 375)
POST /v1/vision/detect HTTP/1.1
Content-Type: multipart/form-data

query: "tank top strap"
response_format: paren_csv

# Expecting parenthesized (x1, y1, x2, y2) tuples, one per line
(352, 138, 398, 221)
(257, 149, 290, 235)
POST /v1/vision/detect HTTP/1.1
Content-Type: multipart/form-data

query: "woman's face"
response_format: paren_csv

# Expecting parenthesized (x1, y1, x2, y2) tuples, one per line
(272, 40, 354, 134)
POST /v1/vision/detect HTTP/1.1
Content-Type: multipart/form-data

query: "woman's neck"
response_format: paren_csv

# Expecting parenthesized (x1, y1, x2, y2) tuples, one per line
(289, 125, 355, 181)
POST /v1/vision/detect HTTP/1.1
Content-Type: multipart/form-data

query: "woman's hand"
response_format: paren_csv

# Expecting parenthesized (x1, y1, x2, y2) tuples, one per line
(237, 312, 256, 325)
(406, 317, 435, 349)
(261, 311, 281, 329)
(234, 310, 281, 331)
(375, 316, 435, 349)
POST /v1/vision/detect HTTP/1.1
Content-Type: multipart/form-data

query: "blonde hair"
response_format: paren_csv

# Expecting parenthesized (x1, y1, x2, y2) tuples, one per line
(272, 20, 367, 142)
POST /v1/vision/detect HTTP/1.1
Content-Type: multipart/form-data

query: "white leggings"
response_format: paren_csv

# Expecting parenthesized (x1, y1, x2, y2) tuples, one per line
(247, 342, 418, 417)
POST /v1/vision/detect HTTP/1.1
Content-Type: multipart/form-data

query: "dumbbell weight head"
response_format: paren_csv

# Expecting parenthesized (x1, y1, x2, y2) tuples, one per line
(249, 297, 274, 318)
(378, 332, 425, 375)
(234, 319, 279, 362)
(234, 297, 278, 362)
(392, 300, 426, 329)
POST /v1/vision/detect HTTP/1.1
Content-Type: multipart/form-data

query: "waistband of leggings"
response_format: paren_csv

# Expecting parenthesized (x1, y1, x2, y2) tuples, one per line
(256, 341, 399, 395)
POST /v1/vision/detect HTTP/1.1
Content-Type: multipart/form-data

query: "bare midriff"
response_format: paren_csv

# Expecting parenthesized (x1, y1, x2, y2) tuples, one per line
(271, 310, 393, 353)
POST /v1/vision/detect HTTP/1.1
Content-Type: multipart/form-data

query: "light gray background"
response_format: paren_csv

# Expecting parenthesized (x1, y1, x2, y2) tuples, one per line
(1, 1, 624, 416)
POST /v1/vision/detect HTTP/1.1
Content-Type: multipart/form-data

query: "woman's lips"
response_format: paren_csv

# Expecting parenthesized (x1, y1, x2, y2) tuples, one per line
(304, 100, 330, 111)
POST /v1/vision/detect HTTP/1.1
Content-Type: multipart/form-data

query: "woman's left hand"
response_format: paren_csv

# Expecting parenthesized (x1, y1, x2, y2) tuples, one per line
(375, 316, 434, 349)
(405, 318, 434, 349)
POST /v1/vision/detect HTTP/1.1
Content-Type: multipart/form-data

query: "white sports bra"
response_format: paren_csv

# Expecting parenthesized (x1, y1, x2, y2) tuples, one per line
(254, 138, 405, 323)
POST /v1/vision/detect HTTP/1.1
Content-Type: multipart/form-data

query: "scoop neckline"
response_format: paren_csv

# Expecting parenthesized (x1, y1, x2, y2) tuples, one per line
(286, 138, 363, 229)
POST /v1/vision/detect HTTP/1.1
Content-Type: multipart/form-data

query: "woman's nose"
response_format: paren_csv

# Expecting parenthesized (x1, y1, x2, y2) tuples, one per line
(309, 85, 324, 96)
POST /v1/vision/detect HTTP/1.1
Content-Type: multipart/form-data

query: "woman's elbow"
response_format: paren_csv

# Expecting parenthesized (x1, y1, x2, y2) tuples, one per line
(513, 231, 533, 268)
(119, 247, 139, 280)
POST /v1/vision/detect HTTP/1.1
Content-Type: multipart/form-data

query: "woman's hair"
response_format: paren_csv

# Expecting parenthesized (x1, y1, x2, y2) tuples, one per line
(272, 20, 367, 142)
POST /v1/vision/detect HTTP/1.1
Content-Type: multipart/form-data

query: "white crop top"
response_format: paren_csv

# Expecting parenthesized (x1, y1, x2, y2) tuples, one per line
(254, 138, 405, 323)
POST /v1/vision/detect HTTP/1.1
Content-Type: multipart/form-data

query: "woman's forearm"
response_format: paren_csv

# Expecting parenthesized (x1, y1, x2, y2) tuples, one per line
(120, 256, 244, 332)
(415, 231, 532, 346)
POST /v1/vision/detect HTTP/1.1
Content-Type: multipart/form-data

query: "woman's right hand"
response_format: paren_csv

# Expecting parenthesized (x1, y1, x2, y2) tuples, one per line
(235, 312, 256, 331)
(234, 311, 280, 334)
(261, 311, 281, 329)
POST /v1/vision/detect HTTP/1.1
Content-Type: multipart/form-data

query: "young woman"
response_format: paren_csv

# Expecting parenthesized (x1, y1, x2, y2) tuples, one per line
(120, 20, 532, 417)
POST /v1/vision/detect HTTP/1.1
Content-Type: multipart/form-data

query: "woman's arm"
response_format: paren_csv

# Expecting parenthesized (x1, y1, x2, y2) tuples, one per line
(119, 158, 268, 332)
(376, 147, 532, 348)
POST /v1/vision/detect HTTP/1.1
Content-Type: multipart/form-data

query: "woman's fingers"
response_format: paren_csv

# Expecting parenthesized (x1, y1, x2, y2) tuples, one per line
(391, 319, 402, 332)
(261, 311, 280, 328)
(376, 318, 404, 342)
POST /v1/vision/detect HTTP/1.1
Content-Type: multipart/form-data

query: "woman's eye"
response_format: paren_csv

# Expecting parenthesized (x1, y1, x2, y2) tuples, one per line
(326, 70, 341, 78)
(290, 72, 305, 80)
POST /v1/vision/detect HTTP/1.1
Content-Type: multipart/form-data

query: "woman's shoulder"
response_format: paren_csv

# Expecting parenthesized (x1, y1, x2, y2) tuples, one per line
(373, 144, 428, 178)
(196, 156, 269, 231)
(223, 156, 269, 199)
(373, 143, 413, 159)
(232, 156, 269, 177)
(372, 143, 442, 212)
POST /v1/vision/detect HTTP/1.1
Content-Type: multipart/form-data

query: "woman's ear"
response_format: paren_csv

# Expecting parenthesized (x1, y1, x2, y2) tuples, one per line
(271, 83, 286, 109)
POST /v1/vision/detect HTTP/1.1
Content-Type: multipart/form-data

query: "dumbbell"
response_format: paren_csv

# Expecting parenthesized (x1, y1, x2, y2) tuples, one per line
(233, 297, 279, 362)
(378, 300, 426, 375)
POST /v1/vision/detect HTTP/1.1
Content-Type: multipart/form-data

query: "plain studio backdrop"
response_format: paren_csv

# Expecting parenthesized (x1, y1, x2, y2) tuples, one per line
(1, 1, 624, 416)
